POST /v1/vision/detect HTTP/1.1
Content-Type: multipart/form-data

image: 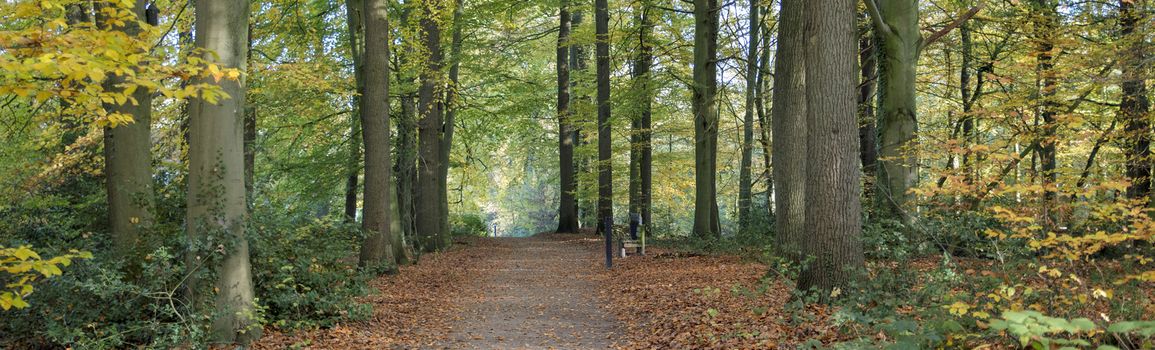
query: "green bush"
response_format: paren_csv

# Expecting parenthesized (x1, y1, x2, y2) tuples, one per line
(450, 213, 489, 237)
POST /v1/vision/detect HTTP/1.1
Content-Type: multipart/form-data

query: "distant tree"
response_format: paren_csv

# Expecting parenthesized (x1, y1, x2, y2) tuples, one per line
(629, 0, 654, 237)
(736, 0, 759, 233)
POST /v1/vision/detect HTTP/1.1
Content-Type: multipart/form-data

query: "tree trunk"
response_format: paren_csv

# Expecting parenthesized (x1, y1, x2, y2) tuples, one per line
(756, 11, 772, 217)
(358, 0, 396, 269)
(571, 8, 595, 231)
(344, 0, 366, 223)
(857, 18, 878, 184)
(102, 0, 154, 261)
(630, 0, 654, 238)
(441, 0, 465, 242)
(1119, 0, 1150, 202)
(692, 0, 721, 238)
(594, 0, 614, 231)
(736, 0, 759, 234)
(797, 0, 864, 299)
(1031, 0, 1059, 226)
(396, 6, 419, 248)
(187, 0, 259, 343)
(417, 0, 446, 251)
(875, 0, 919, 224)
(557, 0, 579, 233)
(772, 0, 806, 257)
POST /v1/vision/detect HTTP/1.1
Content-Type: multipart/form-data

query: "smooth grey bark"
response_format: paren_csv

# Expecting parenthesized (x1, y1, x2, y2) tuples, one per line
(416, 0, 446, 251)
(872, 0, 919, 224)
(187, 0, 258, 343)
(737, 0, 759, 233)
(1119, 0, 1150, 201)
(557, 0, 579, 233)
(692, 0, 721, 238)
(357, 0, 396, 268)
(595, 0, 613, 231)
(771, 0, 806, 258)
(797, 0, 864, 299)
(103, 0, 154, 261)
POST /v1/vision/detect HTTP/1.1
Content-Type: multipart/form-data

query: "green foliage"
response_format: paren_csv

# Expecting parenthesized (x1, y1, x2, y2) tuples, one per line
(450, 213, 489, 237)
(0, 246, 92, 310)
(249, 210, 373, 330)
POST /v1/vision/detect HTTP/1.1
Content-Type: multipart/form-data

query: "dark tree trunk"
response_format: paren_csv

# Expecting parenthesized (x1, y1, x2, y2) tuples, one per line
(344, 0, 365, 223)
(1120, 0, 1150, 202)
(441, 0, 465, 244)
(571, 9, 595, 230)
(557, 0, 579, 233)
(630, 0, 654, 237)
(1031, 0, 1059, 226)
(857, 18, 878, 183)
(595, 0, 613, 231)
(756, 10, 772, 217)
(737, 0, 759, 233)
(797, 0, 864, 299)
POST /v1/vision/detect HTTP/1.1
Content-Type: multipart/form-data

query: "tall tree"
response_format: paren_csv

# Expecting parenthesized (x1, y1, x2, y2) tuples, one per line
(736, 0, 759, 233)
(772, 0, 806, 257)
(797, 0, 864, 298)
(557, 0, 579, 233)
(396, 6, 419, 247)
(571, 6, 595, 229)
(102, 0, 154, 260)
(358, 0, 397, 268)
(1119, 0, 1150, 202)
(416, 0, 447, 251)
(692, 0, 721, 238)
(595, 0, 613, 230)
(441, 0, 465, 243)
(187, 0, 259, 343)
(755, 8, 772, 217)
(857, 15, 878, 184)
(344, 0, 366, 223)
(1029, 0, 1059, 225)
(629, 0, 654, 237)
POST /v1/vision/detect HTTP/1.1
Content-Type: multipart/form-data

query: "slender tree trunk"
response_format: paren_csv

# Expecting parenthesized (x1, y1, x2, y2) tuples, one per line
(1119, 0, 1150, 202)
(358, 0, 396, 268)
(959, 22, 975, 187)
(630, 0, 654, 237)
(441, 0, 465, 242)
(557, 0, 579, 233)
(797, 0, 864, 299)
(736, 0, 759, 233)
(103, 0, 154, 261)
(571, 9, 594, 230)
(1031, 0, 1059, 226)
(396, 6, 419, 247)
(595, 0, 613, 231)
(756, 11, 772, 217)
(188, 0, 259, 343)
(692, 0, 721, 238)
(344, 0, 366, 223)
(874, 0, 919, 224)
(417, 0, 446, 251)
(857, 17, 878, 184)
(772, 0, 806, 257)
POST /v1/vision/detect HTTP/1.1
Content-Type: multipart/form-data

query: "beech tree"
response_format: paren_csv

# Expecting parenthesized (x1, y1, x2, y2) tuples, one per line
(772, 0, 806, 257)
(187, 0, 259, 343)
(594, 0, 612, 230)
(417, 0, 447, 251)
(691, 0, 720, 238)
(736, 0, 759, 233)
(556, 0, 579, 233)
(357, 0, 397, 268)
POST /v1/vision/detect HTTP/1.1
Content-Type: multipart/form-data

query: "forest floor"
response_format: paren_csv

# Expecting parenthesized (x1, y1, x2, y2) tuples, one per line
(254, 233, 839, 349)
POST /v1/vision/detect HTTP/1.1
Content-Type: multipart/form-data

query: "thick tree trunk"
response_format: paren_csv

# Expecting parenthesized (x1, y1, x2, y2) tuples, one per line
(736, 0, 759, 234)
(875, 0, 919, 224)
(797, 0, 864, 299)
(692, 0, 721, 238)
(344, 0, 365, 223)
(630, 0, 654, 237)
(557, 0, 579, 233)
(103, 0, 154, 261)
(1119, 0, 1150, 202)
(358, 0, 396, 268)
(187, 0, 259, 343)
(771, 0, 806, 257)
(594, 0, 613, 231)
(417, 0, 446, 251)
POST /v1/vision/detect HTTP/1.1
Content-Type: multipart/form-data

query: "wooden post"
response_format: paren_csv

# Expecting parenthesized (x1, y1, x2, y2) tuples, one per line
(604, 217, 613, 268)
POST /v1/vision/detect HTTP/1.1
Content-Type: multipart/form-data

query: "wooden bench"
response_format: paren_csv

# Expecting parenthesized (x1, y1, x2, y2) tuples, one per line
(619, 239, 644, 257)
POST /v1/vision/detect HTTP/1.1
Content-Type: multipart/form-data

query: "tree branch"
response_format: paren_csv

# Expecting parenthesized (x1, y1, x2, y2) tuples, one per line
(921, 5, 984, 50)
(862, 0, 893, 37)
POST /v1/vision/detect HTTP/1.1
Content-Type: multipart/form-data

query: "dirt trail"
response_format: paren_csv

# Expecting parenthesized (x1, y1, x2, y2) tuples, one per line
(438, 234, 620, 349)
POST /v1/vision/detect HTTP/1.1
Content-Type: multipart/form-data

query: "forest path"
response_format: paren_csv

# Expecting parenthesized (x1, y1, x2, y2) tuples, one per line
(438, 234, 621, 349)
